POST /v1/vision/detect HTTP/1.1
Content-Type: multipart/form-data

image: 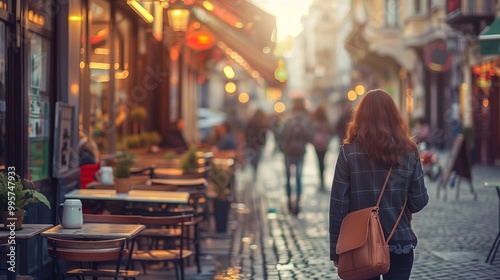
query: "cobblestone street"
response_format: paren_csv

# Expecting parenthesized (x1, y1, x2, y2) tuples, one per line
(223, 137, 500, 280)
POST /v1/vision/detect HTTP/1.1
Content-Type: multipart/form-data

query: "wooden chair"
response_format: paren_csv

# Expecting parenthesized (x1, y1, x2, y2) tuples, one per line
(82, 213, 142, 224)
(48, 237, 140, 280)
(152, 170, 206, 180)
(126, 185, 179, 215)
(135, 178, 208, 273)
(82, 214, 143, 271)
(131, 214, 194, 280)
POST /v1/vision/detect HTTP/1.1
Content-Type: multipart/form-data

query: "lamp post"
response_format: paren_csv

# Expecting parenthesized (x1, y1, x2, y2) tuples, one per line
(163, 0, 194, 131)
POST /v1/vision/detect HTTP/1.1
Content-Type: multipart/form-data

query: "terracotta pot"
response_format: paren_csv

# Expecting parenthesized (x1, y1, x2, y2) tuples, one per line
(1, 210, 26, 230)
(114, 177, 131, 193)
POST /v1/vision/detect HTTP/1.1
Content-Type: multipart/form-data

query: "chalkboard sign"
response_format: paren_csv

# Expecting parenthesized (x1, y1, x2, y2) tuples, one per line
(437, 133, 477, 200)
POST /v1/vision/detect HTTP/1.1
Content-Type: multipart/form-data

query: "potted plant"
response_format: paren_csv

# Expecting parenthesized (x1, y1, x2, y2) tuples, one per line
(178, 148, 200, 174)
(0, 172, 51, 230)
(209, 164, 232, 233)
(113, 151, 136, 193)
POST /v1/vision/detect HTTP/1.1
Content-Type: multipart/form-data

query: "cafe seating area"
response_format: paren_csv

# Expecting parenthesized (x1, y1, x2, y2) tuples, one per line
(30, 149, 240, 279)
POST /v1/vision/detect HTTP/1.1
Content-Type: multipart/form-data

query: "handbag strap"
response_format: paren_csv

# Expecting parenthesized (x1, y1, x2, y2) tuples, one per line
(375, 166, 393, 207)
(373, 166, 408, 244)
(386, 196, 408, 243)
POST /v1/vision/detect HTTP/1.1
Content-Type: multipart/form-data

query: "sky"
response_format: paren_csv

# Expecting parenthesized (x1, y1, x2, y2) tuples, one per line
(251, 0, 314, 41)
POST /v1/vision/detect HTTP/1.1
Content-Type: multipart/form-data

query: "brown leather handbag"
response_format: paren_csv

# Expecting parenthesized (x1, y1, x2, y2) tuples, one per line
(336, 167, 407, 280)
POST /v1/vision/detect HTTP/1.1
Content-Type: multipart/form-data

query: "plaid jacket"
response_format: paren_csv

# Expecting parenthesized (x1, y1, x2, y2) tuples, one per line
(329, 143, 429, 261)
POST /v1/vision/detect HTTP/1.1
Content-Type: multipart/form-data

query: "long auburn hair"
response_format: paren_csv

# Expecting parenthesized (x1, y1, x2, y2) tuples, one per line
(344, 89, 418, 165)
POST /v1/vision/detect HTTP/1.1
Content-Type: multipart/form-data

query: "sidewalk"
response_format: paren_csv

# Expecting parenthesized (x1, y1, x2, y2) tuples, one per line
(215, 137, 500, 279)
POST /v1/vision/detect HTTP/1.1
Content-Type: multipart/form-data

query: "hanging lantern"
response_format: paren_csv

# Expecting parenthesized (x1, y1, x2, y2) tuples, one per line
(186, 30, 215, 51)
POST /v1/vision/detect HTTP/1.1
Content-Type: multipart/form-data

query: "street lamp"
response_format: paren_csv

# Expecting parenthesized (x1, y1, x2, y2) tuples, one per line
(167, 8, 190, 32)
(165, 0, 193, 33)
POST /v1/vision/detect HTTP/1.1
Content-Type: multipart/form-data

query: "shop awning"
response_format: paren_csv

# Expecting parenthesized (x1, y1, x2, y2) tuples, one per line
(479, 17, 500, 55)
(191, 3, 285, 89)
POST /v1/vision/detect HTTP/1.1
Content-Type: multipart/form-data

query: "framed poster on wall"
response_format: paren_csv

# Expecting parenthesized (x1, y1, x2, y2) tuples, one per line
(53, 102, 74, 177)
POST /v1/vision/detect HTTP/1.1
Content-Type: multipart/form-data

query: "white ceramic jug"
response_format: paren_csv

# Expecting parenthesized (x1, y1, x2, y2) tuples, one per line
(97, 166, 114, 185)
(58, 199, 83, 229)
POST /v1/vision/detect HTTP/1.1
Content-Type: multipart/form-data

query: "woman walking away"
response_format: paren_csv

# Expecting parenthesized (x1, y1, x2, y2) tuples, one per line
(278, 98, 314, 215)
(311, 106, 332, 192)
(329, 89, 429, 279)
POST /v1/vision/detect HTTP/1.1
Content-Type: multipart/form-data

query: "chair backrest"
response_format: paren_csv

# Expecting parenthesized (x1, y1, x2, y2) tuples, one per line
(150, 178, 207, 191)
(152, 172, 205, 180)
(139, 214, 193, 226)
(83, 214, 142, 224)
(48, 237, 127, 262)
(130, 184, 178, 191)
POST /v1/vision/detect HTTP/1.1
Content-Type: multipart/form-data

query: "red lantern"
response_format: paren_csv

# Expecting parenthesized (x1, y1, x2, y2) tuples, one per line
(186, 31, 215, 51)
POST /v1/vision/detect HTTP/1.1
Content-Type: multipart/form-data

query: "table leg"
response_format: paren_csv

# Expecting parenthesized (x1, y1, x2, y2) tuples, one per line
(486, 232, 500, 264)
(123, 238, 137, 280)
(125, 239, 136, 270)
(486, 187, 500, 264)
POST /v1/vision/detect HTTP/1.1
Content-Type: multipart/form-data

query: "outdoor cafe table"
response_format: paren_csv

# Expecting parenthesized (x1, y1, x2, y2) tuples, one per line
(41, 223, 145, 240)
(41, 223, 145, 280)
(0, 224, 53, 280)
(64, 189, 190, 204)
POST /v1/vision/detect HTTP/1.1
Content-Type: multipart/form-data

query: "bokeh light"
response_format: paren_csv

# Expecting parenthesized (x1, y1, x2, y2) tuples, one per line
(238, 92, 249, 103)
(274, 101, 286, 113)
(225, 82, 236, 94)
(347, 90, 357, 101)
(355, 85, 365, 95)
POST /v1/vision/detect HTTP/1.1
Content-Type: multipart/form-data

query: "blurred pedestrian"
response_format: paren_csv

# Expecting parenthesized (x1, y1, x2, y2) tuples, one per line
(311, 106, 332, 192)
(244, 109, 270, 177)
(329, 89, 429, 279)
(269, 112, 283, 153)
(277, 98, 314, 215)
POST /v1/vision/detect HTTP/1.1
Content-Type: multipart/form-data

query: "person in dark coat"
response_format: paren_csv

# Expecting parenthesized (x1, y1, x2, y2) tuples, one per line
(277, 98, 314, 215)
(310, 106, 332, 192)
(329, 89, 429, 279)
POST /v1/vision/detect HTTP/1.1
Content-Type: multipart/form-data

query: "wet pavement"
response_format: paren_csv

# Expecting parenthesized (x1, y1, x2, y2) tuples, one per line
(135, 136, 500, 280)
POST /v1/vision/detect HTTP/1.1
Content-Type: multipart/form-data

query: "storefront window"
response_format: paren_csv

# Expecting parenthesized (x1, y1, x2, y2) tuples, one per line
(89, 0, 111, 152)
(28, 33, 50, 181)
(0, 21, 6, 169)
(115, 11, 130, 140)
(28, 0, 52, 31)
